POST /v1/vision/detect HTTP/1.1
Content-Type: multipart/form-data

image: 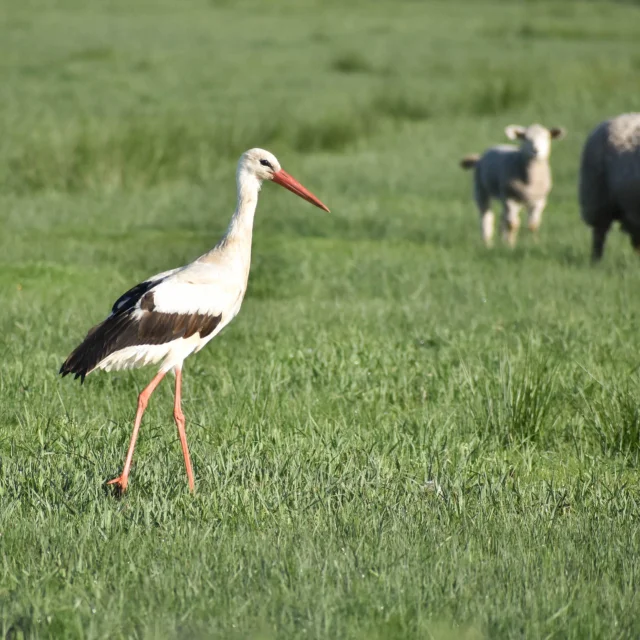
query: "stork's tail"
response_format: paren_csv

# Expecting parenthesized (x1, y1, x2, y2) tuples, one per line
(460, 154, 480, 170)
(59, 315, 129, 384)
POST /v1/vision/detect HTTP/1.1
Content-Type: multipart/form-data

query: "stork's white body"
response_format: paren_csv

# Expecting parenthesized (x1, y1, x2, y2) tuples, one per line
(96, 216, 254, 374)
(95, 271, 241, 374)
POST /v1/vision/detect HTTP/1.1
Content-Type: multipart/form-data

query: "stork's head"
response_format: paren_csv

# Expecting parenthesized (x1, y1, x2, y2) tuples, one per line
(505, 124, 566, 160)
(238, 148, 330, 212)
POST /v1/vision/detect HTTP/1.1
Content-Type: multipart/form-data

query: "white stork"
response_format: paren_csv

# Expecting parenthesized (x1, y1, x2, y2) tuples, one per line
(60, 148, 329, 493)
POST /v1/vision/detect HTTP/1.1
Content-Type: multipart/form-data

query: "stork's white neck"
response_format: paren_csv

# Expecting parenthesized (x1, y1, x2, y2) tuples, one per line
(199, 168, 261, 263)
(226, 169, 261, 241)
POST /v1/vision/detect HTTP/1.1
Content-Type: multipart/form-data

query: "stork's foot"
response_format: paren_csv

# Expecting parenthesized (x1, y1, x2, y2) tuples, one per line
(106, 475, 128, 495)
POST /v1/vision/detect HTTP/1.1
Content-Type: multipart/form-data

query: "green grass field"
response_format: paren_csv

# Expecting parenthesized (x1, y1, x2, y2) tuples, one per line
(2, 0, 640, 637)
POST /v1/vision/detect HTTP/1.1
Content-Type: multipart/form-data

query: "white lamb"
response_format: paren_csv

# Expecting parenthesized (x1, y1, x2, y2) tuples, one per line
(579, 113, 640, 261)
(461, 124, 566, 247)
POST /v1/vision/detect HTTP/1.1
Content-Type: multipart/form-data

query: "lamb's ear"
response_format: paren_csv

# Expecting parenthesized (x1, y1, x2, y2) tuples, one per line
(549, 127, 566, 140)
(505, 125, 526, 140)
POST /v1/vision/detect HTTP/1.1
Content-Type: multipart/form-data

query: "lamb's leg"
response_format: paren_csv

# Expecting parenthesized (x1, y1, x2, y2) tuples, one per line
(527, 199, 546, 241)
(480, 211, 495, 248)
(500, 199, 521, 248)
(474, 184, 494, 248)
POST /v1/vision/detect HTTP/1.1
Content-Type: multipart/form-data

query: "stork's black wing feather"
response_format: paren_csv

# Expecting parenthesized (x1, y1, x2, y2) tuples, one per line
(111, 278, 167, 316)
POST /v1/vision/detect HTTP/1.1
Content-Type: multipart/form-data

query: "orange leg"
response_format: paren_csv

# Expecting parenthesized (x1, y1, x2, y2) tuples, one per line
(173, 367, 195, 492)
(107, 369, 167, 493)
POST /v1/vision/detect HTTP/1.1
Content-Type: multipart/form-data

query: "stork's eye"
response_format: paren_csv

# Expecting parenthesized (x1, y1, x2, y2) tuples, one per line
(259, 159, 273, 169)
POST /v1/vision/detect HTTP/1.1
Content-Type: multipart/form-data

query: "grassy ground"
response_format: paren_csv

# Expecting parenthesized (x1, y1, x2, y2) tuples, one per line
(2, 0, 640, 638)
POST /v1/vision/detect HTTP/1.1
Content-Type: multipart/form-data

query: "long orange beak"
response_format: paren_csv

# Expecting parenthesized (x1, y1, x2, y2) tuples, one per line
(272, 169, 330, 212)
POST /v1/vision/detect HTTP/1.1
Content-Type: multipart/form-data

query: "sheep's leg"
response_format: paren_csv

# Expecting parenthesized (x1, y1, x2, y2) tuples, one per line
(591, 225, 610, 263)
(474, 185, 494, 247)
(527, 199, 546, 240)
(480, 210, 495, 248)
(500, 199, 521, 248)
(623, 215, 640, 257)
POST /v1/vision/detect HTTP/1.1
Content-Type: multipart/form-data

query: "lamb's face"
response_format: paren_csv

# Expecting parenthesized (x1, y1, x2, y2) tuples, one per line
(505, 124, 566, 160)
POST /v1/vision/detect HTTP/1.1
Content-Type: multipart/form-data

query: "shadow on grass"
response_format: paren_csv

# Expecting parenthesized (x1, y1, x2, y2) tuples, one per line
(330, 51, 376, 74)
